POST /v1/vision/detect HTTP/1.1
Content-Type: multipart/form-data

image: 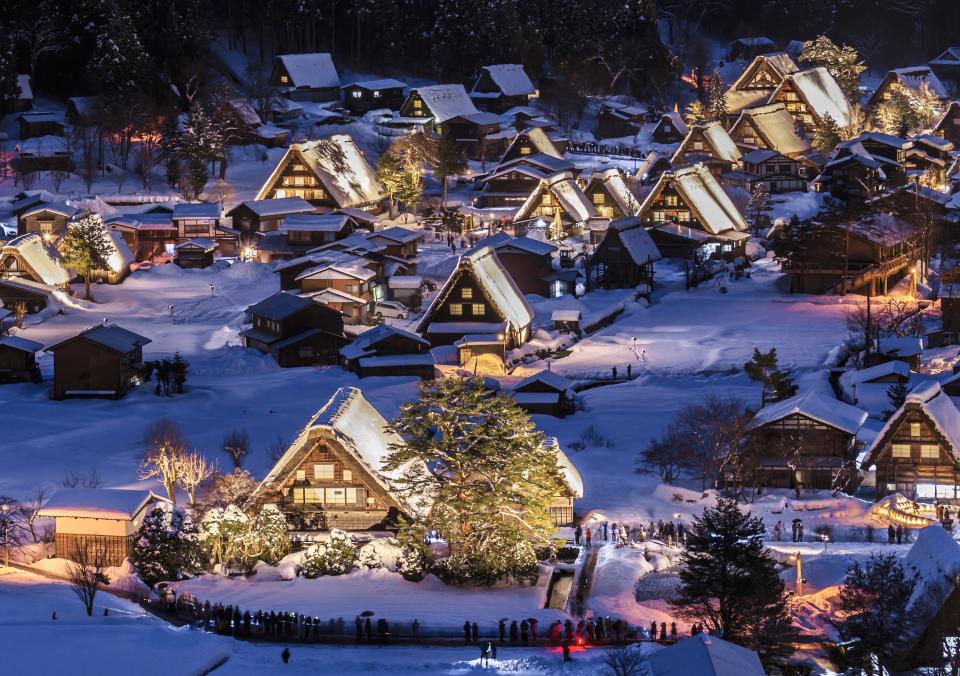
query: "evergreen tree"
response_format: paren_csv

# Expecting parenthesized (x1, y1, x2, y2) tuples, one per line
(61, 213, 115, 301)
(838, 553, 917, 674)
(744, 347, 797, 407)
(430, 132, 467, 207)
(812, 112, 842, 154)
(707, 71, 727, 121)
(174, 101, 221, 200)
(799, 35, 865, 102)
(132, 507, 203, 586)
(884, 381, 909, 420)
(549, 209, 565, 242)
(170, 352, 189, 394)
(745, 184, 771, 233)
(376, 151, 422, 214)
(384, 377, 563, 584)
(0, 40, 21, 114)
(674, 498, 796, 668)
(874, 83, 922, 135)
(684, 99, 707, 126)
(249, 505, 291, 565)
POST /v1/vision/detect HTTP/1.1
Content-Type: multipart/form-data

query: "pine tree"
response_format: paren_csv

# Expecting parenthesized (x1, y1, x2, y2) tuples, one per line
(812, 112, 841, 154)
(430, 132, 467, 207)
(874, 83, 922, 135)
(376, 151, 422, 214)
(170, 352, 189, 394)
(884, 381, 909, 420)
(0, 41, 21, 114)
(384, 377, 563, 584)
(799, 35, 865, 102)
(549, 209, 565, 242)
(62, 213, 115, 301)
(744, 347, 797, 407)
(132, 507, 203, 586)
(838, 554, 917, 674)
(684, 99, 707, 126)
(249, 505, 291, 565)
(674, 498, 796, 668)
(745, 183, 771, 233)
(707, 71, 727, 121)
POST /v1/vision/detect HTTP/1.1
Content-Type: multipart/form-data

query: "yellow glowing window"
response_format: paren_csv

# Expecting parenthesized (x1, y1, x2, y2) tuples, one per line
(343, 469, 352, 482)
(911, 423, 921, 437)
(677, 211, 691, 222)
(892, 444, 911, 458)
(280, 75, 289, 84)
(450, 303, 463, 316)
(921, 445, 939, 459)
(520, 146, 531, 155)
(592, 193, 605, 205)
(471, 304, 485, 316)
(296, 469, 306, 481)
(314, 463, 334, 480)
(413, 99, 422, 109)
(542, 193, 553, 206)
(461, 288, 473, 300)
(665, 195, 678, 206)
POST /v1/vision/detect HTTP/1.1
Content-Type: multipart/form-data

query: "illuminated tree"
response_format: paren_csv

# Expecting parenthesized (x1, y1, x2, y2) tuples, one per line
(684, 99, 707, 126)
(61, 213, 114, 301)
(707, 70, 727, 120)
(812, 112, 842, 154)
(800, 35, 865, 102)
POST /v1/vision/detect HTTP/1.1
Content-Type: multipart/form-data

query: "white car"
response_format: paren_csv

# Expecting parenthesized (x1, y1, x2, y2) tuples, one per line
(374, 301, 408, 320)
(0, 222, 16, 239)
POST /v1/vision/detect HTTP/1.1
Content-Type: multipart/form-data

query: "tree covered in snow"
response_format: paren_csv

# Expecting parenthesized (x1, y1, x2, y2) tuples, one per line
(675, 498, 796, 668)
(799, 35, 865, 102)
(169, 101, 223, 200)
(384, 377, 562, 584)
(198, 468, 259, 512)
(87, 8, 148, 95)
(812, 112, 842, 154)
(131, 507, 203, 586)
(376, 149, 422, 214)
(199, 504, 289, 572)
(301, 529, 355, 577)
(838, 553, 917, 674)
(745, 183, 771, 233)
(684, 99, 707, 126)
(874, 82, 923, 136)
(250, 505, 291, 565)
(0, 41, 21, 114)
(707, 70, 727, 121)
(61, 213, 114, 302)
(885, 381, 910, 420)
(744, 347, 797, 407)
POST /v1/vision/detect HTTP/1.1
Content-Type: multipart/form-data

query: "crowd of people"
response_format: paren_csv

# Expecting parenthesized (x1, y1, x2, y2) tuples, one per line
(573, 519, 687, 548)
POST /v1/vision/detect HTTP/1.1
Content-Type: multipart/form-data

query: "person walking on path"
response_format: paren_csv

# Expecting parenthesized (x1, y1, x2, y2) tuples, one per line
(529, 618, 538, 642)
(499, 619, 506, 643)
(791, 520, 798, 543)
(509, 620, 519, 643)
(281, 648, 290, 664)
(585, 527, 592, 547)
(355, 616, 363, 640)
(520, 620, 529, 644)
(659, 622, 667, 642)
(364, 617, 373, 642)
(603, 522, 609, 540)
(574, 525, 582, 546)
(896, 524, 903, 544)
(670, 622, 677, 642)
(650, 620, 657, 640)
(464, 621, 472, 643)
(888, 524, 896, 544)
(472, 622, 479, 643)
(773, 520, 782, 541)
(797, 521, 804, 542)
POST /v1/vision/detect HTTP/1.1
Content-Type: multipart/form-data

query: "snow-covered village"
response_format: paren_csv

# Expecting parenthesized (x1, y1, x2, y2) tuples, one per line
(3, 1, 960, 674)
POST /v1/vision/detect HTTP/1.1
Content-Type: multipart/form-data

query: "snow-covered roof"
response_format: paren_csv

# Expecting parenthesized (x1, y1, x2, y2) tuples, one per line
(730, 37, 776, 49)
(417, 245, 533, 335)
(647, 633, 765, 676)
(387, 275, 422, 289)
(280, 213, 351, 232)
(734, 102, 812, 155)
(606, 216, 662, 264)
(863, 381, 960, 468)
(54, 324, 151, 354)
(303, 287, 366, 305)
(369, 226, 420, 244)
(16, 74, 32, 101)
(658, 112, 688, 136)
(253, 387, 430, 516)
(296, 262, 375, 282)
(476, 64, 536, 97)
(174, 237, 216, 251)
(19, 201, 79, 219)
(641, 164, 747, 234)
(275, 53, 340, 90)
(551, 309, 581, 322)
(730, 52, 799, 92)
(846, 212, 920, 247)
(105, 230, 135, 274)
(515, 370, 574, 393)
(341, 78, 406, 91)
(340, 324, 428, 360)
(746, 390, 867, 434)
(17, 135, 68, 156)
(172, 202, 219, 220)
(514, 171, 595, 223)
(898, 526, 960, 656)
(259, 136, 385, 208)
(888, 66, 948, 99)
(0, 276, 55, 296)
(701, 122, 742, 163)
(775, 67, 853, 128)
(930, 47, 960, 67)
(500, 127, 563, 162)
(248, 291, 315, 321)
(589, 168, 641, 216)
(473, 232, 556, 258)
(0, 335, 44, 353)
(544, 437, 583, 499)
(37, 488, 167, 520)
(1, 233, 72, 285)
(68, 96, 100, 118)
(410, 85, 478, 123)
(838, 360, 911, 389)
(232, 197, 316, 218)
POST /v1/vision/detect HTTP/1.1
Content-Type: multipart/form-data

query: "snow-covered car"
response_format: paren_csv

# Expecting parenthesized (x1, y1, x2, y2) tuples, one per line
(374, 301, 408, 320)
(0, 221, 16, 238)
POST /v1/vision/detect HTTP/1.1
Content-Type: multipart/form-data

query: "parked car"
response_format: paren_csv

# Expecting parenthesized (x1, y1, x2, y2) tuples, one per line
(0, 221, 16, 239)
(375, 301, 408, 320)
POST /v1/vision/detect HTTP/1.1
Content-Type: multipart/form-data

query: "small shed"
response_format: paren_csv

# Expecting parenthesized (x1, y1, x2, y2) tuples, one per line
(174, 238, 216, 269)
(387, 275, 423, 310)
(513, 370, 576, 416)
(0, 276, 54, 314)
(37, 488, 170, 567)
(340, 79, 406, 114)
(18, 112, 67, 139)
(0, 335, 43, 384)
(454, 334, 505, 372)
(551, 309, 581, 334)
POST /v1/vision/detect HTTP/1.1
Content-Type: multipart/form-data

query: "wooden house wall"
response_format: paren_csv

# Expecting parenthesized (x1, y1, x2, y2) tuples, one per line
(0, 283, 48, 313)
(52, 341, 136, 400)
(0, 344, 39, 383)
(639, 181, 699, 229)
(494, 250, 551, 296)
(943, 297, 960, 333)
(935, 105, 960, 146)
(873, 405, 960, 501)
(430, 270, 500, 325)
(341, 85, 404, 115)
(770, 80, 819, 133)
(590, 228, 653, 289)
(261, 154, 335, 207)
(18, 210, 70, 237)
(746, 413, 854, 489)
(584, 182, 629, 220)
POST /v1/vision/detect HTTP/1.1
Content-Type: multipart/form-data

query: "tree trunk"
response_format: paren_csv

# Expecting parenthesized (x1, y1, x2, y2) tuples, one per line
(84, 275, 93, 302)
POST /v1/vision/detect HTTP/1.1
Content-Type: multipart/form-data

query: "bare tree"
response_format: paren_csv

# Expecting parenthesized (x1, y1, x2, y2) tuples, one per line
(67, 542, 111, 616)
(198, 468, 259, 511)
(75, 127, 99, 193)
(265, 434, 290, 465)
(49, 168, 68, 192)
(246, 64, 282, 124)
(602, 647, 645, 676)
(16, 10, 64, 77)
(140, 419, 189, 503)
(133, 124, 163, 192)
(222, 428, 250, 469)
(178, 450, 215, 505)
(670, 395, 751, 491)
(11, 302, 28, 330)
(62, 468, 102, 489)
(19, 488, 52, 544)
(0, 496, 29, 560)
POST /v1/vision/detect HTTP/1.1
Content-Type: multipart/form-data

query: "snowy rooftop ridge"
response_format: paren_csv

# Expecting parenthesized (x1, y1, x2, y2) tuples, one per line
(275, 53, 340, 90)
(37, 488, 167, 520)
(898, 526, 960, 656)
(775, 67, 853, 127)
(733, 102, 811, 155)
(476, 64, 536, 97)
(746, 390, 867, 434)
(646, 632, 765, 676)
(543, 437, 584, 499)
(640, 163, 747, 235)
(411, 85, 478, 123)
(1, 233, 73, 286)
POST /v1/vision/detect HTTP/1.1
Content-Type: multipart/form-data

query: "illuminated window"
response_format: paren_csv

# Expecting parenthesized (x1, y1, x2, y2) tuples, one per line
(520, 146, 531, 155)
(373, 91, 381, 98)
(413, 99, 422, 109)
(346, 487, 358, 503)
(292, 164, 305, 171)
(592, 193, 605, 205)
(39, 221, 54, 234)
(280, 75, 289, 84)
(296, 469, 306, 481)
(652, 210, 666, 221)
(314, 463, 335, 480)
(325, 488, 346, 504)
(294, 176, 305, 186)
(693, 141, 703, 150)
(892, 444, 911, 458)
(450, 303, 463, 316)
(542, 193, 553, 206)
(461, 288, 473, 299)
(910, 423, 921, 437)
(663, 124, 672, 132)
(342, 469, 352, 482)
(471, 304, 485, 316)
(921, 445, 939, 459)
(352, 90, 362, 99)
(665, 195, 678, 206)
(677, 211, 691, 222)
(275, 189, 287, 198)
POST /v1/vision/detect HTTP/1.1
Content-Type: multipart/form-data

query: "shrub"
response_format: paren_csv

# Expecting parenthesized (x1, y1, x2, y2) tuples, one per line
(301, 530, 356, 578)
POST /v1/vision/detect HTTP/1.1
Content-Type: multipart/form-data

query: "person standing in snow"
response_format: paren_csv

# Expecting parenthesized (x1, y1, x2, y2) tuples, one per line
(585, 526, 592, 547)
(896, 524, 903, 544)
(509, 620, 519, 643)
(773, 521, 782, 541)
(520, 619, 529, 644)
(281, 648, 290, 664)
(464, 620, 472, 643)
(365, 617, 373, 642)
(574, 525, 582, 546)
(480, 642, 489, 667)
(472, 622, 479, 643)
(499, 619, 506, 642)
(603, 522, 609, 540)
(355, 616, 362, 640)
(888, 524, 896, 544)
(670, 622, 677, 642)
(659, 622, 667, 642)
(797, 521, 804, 542)
(529, 618, 538, 642)
(412, 618, 419, 637)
